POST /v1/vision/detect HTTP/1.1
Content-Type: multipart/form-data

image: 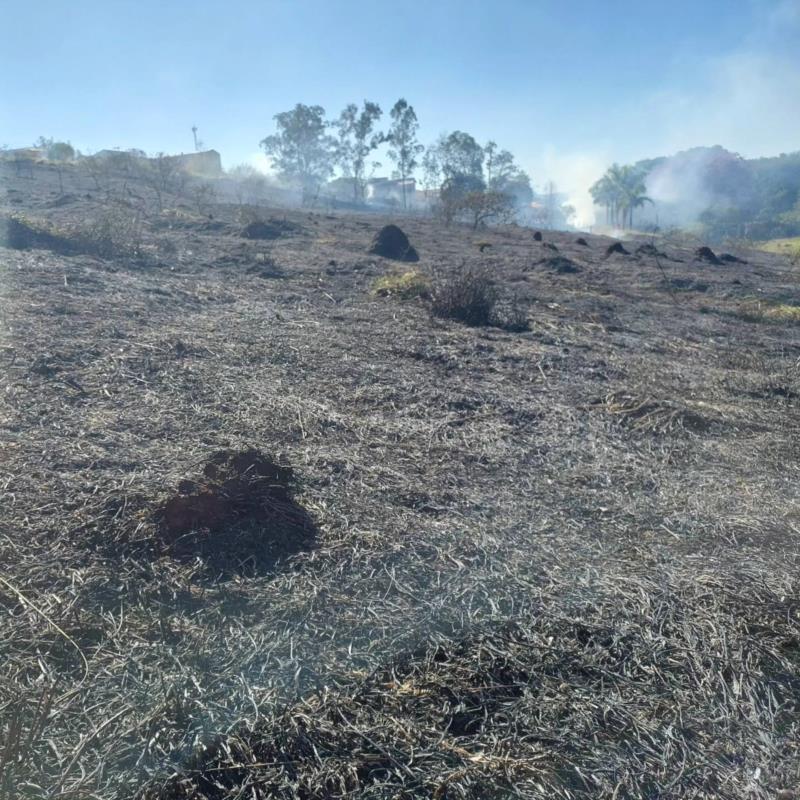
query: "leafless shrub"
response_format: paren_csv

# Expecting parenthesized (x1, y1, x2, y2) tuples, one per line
(431, 263, 498, 326)
(79, 208, 145, 260)
(192, 183, 217, 216)
(492, 292, 530, 332)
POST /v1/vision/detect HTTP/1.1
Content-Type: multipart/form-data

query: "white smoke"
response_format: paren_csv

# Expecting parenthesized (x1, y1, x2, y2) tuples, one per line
(536, 148, 611, 229)
(540, 0, 800, 229)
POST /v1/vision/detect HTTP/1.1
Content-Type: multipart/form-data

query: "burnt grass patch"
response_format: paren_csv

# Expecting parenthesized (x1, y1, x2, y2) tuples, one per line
(3, 162, 800, 800)
(138, 574, 800, 800)
(240, 217, 304, 240)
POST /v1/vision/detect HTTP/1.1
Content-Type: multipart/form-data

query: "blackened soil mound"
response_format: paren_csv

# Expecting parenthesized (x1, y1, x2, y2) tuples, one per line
(241, 218, 303, 240)
(575, 237, 589, 246)
(635, 243, 668, 259)
(541, 256, 582, 274)
(368, 224, 419, 262)
(719, 252, 747, 264)
(533, 231, 543, 241)
(155, 448, 315, 570)
(605, 242, 630, 257)
(695, 246, 721, 265)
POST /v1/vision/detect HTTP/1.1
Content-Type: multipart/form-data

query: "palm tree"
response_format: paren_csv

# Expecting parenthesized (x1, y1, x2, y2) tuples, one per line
(591, 164, 654, 229)
(616, 166, 653, 229)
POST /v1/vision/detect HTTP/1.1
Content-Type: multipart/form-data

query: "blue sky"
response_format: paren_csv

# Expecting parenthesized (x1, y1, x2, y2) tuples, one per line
(2, 0, 798, 219)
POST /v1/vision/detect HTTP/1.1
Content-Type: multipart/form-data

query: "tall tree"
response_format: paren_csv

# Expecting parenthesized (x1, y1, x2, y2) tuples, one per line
(334, 101, 383, 203)
(260, 104, 336, 202)
(483, 141, 533, 205)
(436, 131, 484, 183)
(386, 99, 424, 209)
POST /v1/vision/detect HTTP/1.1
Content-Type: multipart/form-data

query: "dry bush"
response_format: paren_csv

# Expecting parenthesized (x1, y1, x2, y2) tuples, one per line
(492, 292, 530, 332)
(431, 263, 498, 326)
(192, 183, 217, 216)
(79, 209, 145, 260)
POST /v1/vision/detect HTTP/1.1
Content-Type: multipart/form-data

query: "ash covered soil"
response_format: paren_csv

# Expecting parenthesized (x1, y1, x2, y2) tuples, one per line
(1, 162, 799, 799)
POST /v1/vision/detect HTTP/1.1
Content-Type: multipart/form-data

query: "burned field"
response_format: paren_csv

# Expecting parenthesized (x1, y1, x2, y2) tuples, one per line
(1, 163, 800, 798)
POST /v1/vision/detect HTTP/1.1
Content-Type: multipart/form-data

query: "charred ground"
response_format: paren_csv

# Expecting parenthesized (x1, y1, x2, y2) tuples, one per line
(1, 161, 799, 798)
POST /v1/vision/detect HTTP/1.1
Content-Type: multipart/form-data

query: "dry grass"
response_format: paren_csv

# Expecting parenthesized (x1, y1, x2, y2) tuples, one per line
(136, 563, 800, 800)
(737, 300, 800, 324)
(1, 209, 144, 260)
(1, 159, 800, 799)
(371, 270, 431, 300)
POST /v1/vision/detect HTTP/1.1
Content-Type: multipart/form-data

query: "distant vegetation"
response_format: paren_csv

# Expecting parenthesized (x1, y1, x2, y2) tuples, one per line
(258, 100, 571, 227)
(592, 145, 800, 242)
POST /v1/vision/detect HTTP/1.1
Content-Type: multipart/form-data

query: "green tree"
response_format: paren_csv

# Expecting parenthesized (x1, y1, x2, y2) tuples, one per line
(439, 173, 486, 224)
(436, 131, 484, 182)
(483, 142, 532, 205)
(386, 99, 424, 209)
(590, 163, 652, 228)
(421, 147, 442, 200)
(47, 141, 75, 162)
(334, 101, 383, 203)
(616, 165, 653, 228)
(260, 104, 336, 202)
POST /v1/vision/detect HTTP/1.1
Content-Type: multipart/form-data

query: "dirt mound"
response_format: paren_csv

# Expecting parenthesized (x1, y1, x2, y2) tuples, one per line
(605, 242, 630, 257)
(241, 218, 302, 240)
(532, 231, 543, 241)
(575, 237, 589, 246)
(635, 242, 668, 259)
(541, 255, 582, 274)
(155, 448, 315, 568)
(542, 241, 559, 252)
(368, 224, 419, 262)
(719, 252, 746, 264)
(695, 246, 721, 265)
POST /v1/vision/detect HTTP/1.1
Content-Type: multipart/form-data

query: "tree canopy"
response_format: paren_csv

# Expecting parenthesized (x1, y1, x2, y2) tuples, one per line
(260, 104, 336, 199)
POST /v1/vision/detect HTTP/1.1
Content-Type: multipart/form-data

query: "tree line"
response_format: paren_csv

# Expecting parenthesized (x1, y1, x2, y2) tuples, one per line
(259, 100, 534, 225)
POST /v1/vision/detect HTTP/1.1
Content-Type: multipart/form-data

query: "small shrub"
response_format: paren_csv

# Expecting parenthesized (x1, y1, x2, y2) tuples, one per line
(372, 270, 431, 300)
(193, 182, 217, 216)
(79, 209, 144, 259)
(493, 293, 530, 332)
(431, 264, 498, 326)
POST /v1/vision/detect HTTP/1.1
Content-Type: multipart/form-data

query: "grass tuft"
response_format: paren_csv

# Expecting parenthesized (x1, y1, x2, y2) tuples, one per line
(372, 270, 431, 300)
(737, 300, 800, 324)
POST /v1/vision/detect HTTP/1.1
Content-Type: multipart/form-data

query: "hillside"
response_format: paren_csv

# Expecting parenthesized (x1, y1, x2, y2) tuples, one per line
(1, 161, 799, 799)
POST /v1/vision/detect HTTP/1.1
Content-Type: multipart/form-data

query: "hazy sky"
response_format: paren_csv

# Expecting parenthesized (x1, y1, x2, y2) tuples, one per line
(2, 0, 798, 220)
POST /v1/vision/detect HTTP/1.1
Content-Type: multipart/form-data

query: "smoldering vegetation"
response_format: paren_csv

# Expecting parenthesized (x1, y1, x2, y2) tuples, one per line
(1, 159, 799, 799)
